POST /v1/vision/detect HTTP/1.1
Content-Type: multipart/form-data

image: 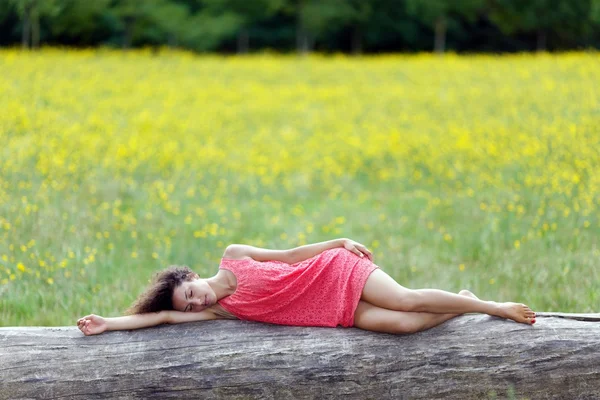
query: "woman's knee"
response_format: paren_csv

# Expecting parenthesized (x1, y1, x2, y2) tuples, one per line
(389, 318, 422, 334)
(354, 301, 425, 334)
(392, 289, 423, 312)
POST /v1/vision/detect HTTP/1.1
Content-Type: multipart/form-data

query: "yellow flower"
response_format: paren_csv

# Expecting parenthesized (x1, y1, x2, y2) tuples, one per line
(2, 49, 600, 324)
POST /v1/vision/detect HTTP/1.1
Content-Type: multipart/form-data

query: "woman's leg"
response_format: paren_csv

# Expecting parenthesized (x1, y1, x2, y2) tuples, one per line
(362, 269, 536, 324)
(354, 290, 479, 334)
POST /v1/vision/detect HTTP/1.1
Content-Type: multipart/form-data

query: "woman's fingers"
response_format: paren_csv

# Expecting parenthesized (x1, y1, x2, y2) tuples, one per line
(350, 247, 364, 257)
(356, 245, 372, 260)
(77, 317, 94, 335)
(359, 248, 371, 260)
(77, 315, 94, 324)
(360, 244, 372, 255)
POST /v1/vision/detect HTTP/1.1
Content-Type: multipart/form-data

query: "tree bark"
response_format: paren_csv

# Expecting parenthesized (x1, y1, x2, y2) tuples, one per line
(537, 29, 547, 52)
(167, 33, 177, 49)
(30, 1, 40, 49)
(351, 25, 363, 55)
(1, 313, 599, 399)
(237, 28, 249, 54)
(434, 15, 447, 54)
(122, 16, 135, 50)
(21, 5, 31, 50)
(296, 25, 311, 55)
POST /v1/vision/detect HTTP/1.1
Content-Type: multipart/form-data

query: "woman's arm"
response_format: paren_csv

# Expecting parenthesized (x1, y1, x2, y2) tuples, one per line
(287, 238, 347, 263)
(77, 310, 218, 336)
(224, 238, 372, 264)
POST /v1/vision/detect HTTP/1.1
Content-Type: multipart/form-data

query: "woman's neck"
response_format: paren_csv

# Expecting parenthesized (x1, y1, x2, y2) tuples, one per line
(206, 270, 236, 300)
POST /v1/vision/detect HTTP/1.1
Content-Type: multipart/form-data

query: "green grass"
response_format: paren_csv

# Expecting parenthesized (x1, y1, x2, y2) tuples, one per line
(0, 49, 598, 326)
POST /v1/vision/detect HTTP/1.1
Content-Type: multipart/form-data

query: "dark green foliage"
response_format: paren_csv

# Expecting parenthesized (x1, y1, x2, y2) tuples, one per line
(488, 0, 596, 51)
(0, 0, 598, 52)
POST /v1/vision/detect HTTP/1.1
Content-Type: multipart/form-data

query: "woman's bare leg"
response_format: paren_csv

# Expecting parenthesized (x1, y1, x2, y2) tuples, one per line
(354, 290, 478, 334)
(362, 269, 536, 324)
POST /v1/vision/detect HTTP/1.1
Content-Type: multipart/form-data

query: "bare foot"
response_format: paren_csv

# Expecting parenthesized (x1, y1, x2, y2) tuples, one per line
(497, 302, 536, 325)
(458, 290, 536, 325)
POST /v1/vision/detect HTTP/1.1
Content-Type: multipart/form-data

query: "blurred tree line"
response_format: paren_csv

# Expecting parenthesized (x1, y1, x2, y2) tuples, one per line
(1, 0, 599, 53)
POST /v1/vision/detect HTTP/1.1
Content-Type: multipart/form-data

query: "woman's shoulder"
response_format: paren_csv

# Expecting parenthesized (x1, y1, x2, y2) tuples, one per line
(219, 245, 254, 266)
(221, 244, 255, 261)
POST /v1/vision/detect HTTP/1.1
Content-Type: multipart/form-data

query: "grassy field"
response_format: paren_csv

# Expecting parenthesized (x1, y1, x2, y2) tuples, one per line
(0, 48, 598, 326)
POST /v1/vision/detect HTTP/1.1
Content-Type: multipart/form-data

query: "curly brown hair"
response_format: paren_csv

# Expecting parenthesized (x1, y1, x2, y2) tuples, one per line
(126, 265, 197, 314)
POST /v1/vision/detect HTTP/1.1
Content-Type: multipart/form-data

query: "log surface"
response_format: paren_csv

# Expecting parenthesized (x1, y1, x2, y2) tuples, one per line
(1, 313, 600, 400)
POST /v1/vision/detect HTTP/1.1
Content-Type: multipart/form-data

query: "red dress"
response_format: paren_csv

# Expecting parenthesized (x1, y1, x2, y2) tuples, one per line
(217, 247, 379, 327)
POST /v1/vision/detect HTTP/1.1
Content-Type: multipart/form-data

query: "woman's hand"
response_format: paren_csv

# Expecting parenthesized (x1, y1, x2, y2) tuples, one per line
(77, 314, 107, 336)
(342, 239, 373, 261)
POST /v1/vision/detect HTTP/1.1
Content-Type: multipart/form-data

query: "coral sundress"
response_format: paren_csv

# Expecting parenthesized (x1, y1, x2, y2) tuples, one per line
(217, 247, 379, 327)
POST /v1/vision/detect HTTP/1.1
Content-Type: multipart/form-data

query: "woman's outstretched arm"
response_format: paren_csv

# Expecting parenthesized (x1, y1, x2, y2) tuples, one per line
(225, 238, 372, 264)
(77, 309, 218, 336)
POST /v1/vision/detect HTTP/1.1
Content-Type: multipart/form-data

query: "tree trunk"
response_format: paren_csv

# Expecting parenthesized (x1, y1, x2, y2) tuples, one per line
(351, 25, 363, 55)
(167, 33, 177, 49)
(122, 16, 135, 50)
(296, 25, 311, 55)
(537, 29, 547, 52)
(21, 6, 31, 50)
(1, 313, 599, 399)
(434, 15, 447, 54)
(30, 1, 40, 49)
(237, 28, 249, 54)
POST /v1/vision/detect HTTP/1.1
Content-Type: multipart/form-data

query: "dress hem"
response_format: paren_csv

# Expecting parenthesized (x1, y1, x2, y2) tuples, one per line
(347, 263, 380, 327)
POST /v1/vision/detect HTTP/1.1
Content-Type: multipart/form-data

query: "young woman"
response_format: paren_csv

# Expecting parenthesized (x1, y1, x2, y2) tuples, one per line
(77, 238, 536, 336)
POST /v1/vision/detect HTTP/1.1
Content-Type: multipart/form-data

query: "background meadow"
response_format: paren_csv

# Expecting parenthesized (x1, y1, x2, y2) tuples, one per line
(0, 49, 598, 326)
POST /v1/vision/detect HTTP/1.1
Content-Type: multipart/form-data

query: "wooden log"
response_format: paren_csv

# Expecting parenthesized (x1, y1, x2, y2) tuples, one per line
(1, 313, 599, 399)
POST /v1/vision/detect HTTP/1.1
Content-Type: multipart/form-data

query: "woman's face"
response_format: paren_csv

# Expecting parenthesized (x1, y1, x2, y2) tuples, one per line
(172, 278, 216, 312)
